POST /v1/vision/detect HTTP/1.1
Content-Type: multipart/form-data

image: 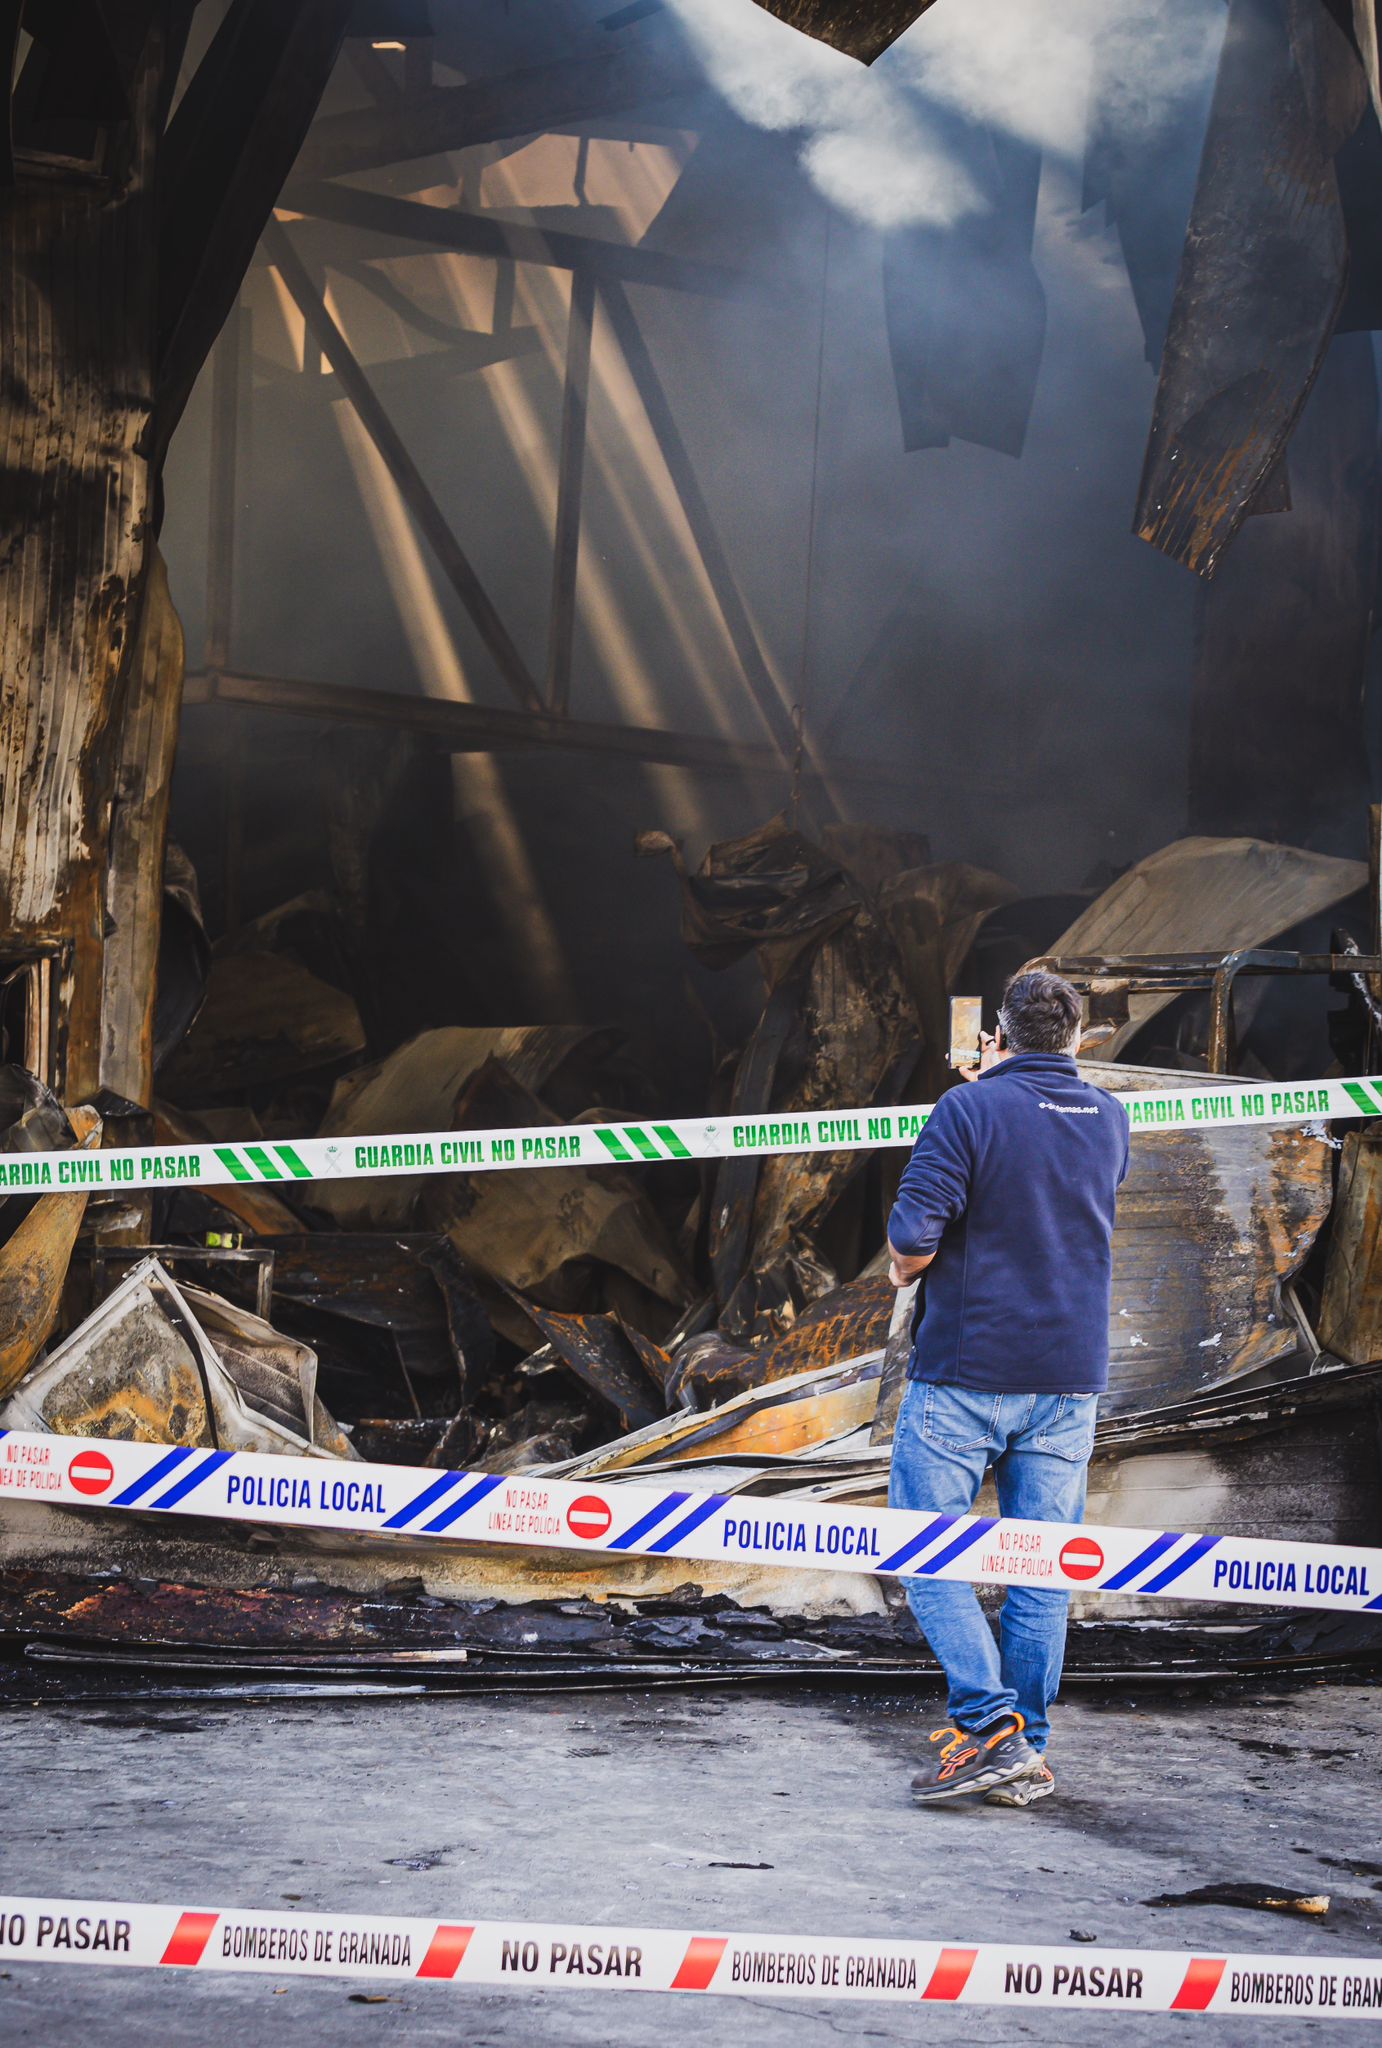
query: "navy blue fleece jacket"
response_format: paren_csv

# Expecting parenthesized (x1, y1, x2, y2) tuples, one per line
(887, 1053, 1130, 1394)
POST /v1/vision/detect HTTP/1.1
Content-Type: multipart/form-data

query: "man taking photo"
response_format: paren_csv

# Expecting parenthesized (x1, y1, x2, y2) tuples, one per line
(886, 969, 1130, 1807)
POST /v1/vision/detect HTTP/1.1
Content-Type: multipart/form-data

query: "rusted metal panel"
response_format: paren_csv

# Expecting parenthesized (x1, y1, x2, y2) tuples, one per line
(1095, 1066, 1333, 1416)
(1135, 0, 1365, 577)
(264, 1232, 493, 1398)
(668, 1273, 894, 1408)
(1049, 837, 1365, 1060)
(506, 1300, 664, 1435)
(1319, 1130, 1382, 1363)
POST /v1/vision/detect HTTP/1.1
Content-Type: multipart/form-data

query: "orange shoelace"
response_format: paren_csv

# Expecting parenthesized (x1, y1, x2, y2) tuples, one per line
(929, 1713, 1026, 1781)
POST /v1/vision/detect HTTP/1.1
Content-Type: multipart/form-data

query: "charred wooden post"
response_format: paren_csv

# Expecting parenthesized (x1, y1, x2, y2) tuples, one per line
(0, 5, 170, 1102)
(0, 2, 346, 1108)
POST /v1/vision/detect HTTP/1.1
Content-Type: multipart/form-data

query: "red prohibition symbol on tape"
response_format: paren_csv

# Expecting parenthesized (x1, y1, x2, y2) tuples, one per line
(68, 1450, 115, 1497)
(566, 1495, 613, 1541)
(1059, 1535, 1104, 1581)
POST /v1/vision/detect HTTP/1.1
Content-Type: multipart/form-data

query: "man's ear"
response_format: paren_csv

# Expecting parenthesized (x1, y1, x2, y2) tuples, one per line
(993, 1021, 1005, 1050)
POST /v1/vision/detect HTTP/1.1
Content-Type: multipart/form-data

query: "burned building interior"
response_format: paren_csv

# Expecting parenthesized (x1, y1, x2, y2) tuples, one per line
(4, 0, 1382, 1717)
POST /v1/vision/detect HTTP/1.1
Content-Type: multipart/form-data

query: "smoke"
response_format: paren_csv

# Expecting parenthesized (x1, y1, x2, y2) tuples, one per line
(664, 0, 1223, 230)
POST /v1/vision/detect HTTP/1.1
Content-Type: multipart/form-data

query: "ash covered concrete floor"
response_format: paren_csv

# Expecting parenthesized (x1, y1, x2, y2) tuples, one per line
(2, 1675, 1380, 2044)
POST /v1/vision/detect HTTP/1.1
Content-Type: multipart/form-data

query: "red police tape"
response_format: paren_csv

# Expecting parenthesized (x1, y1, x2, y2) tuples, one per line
(0, 1894, 1377, 2017)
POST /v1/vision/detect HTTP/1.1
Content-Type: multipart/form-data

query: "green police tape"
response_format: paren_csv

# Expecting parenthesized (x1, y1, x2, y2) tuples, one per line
(0, 1076, 1362, 1198)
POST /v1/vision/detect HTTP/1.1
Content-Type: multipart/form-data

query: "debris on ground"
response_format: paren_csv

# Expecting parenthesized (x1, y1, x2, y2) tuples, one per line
(1143, 1884, 1332, 1918)
(0, 1256, 355, 1459)
(3, 823, 1382, 1682)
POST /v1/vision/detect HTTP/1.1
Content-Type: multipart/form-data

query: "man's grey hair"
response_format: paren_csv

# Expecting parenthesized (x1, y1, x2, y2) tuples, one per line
(999, 970, 1083, 1055)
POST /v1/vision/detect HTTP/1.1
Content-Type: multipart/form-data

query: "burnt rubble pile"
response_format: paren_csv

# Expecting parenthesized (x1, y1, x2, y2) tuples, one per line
(3, 819, 1382, 1680)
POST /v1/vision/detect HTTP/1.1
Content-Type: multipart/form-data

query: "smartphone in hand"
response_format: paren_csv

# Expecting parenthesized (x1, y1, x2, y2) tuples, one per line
(947, 996, 982, 1072)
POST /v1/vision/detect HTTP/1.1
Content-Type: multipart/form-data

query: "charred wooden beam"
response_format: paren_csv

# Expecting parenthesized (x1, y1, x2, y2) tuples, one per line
(293, 38, 704, 181)
(311, 259, 545, 361)
(279, 181, 762, 301)
(546, 270, 596, 714)
(250, 324, 544, 409)
(154, 0, 352, 465)
(264, 216, 544, 714)
(1135, 0, 1367, 577)
(749, 3, 939, 64)
(182, 667, 923, 791)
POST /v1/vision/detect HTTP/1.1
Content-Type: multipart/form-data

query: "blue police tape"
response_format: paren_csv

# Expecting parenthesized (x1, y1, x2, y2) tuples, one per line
(2, 1429, 1378, 1615)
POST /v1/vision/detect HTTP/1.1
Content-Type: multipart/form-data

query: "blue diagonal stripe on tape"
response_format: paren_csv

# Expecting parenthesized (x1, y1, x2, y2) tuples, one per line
(1136, 1532, 1222, 1594)
(1098, 1531, 1179, 1591)
(382, 1471, 469, 1531)
(609, 1492, 691, 1551)
(877, 1514, 958, 1575)
(112, 1446, 194, 1506)
(1367, 1592, 1382, 1610)
(912, 1517, 997, 1576)
(420, 1472, 505, 1534)
(645, 1493, 729, 1554)
(149, 1449, 232, 1509)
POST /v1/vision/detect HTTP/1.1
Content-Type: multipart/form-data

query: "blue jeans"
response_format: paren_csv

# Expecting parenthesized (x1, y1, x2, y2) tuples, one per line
(887, 1380, 1097, 1753)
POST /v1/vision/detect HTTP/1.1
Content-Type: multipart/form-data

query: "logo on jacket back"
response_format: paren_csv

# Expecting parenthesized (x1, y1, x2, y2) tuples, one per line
(1039, 1101, 1098, 1115)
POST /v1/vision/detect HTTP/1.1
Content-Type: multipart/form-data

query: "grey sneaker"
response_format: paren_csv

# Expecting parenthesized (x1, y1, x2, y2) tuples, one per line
(986, 1759, 1055, 1808)
(910, 1713, 1040, 1803)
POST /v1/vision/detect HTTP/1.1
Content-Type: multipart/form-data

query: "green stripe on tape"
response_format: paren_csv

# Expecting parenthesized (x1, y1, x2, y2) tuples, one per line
(214, 1146, 252, 1183)
(274, 1144, 312, 1179)
(1342, 1081, 1382, 1116)
(623, 1125, 662, 1161)
(653, 1124, 691, 1158)
(244, 1145, 285, 1181)
(596, 1129, 633, 1161)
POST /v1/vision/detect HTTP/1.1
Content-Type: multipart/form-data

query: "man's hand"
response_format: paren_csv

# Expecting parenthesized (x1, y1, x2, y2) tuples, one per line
(887, 1244, 933, 1288)
(958, 1030, 1006, 1083)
